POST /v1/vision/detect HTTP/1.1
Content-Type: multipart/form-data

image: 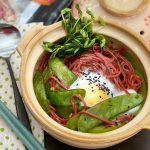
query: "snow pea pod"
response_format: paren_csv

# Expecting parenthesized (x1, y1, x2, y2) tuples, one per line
(88, 105, 140, 133)
(43, 66, 52, 81)
(66, 114, 80, 130)
(88, 124, 125, 133)
(33, 71, 50, 114)
(56, 105, 83, 118)
(55, 106, 72, 118)
(48, 57, 77, 86)
(78, 93, 144, 132)
(46, 89, 86, 106)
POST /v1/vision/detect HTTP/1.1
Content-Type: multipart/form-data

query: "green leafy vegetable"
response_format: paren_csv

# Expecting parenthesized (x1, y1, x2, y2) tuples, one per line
(94, 34, 106, 50)
(99, 16, 105, 26)
(86, 9, 95, 21)
(42, 4, 106, 58)
(76, 3, 82, 18)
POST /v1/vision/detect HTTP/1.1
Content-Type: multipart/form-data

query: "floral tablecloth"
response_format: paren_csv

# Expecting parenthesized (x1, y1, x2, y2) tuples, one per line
(0, 23, 44, 150)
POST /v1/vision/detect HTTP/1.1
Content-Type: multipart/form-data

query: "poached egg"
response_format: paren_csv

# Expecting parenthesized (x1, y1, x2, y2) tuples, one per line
(70, 69, 136, 107)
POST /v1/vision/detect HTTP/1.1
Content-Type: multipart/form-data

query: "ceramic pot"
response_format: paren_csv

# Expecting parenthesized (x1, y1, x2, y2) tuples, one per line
(99, 0, 149, 17)
(17, 21, 150, 149)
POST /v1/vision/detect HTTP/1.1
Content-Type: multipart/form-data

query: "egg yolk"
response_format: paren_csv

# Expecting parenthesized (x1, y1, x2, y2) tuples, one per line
(76, 82, 109, 107)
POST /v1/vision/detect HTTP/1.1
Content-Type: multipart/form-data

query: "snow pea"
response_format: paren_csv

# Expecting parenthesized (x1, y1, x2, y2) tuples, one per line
(48, 57, 77, 86)
(43, 66, 52, 81)
(66, 114, 80, 130)
(136, 70, 147, 99)
(78, 93, 144, 132)
(88, 124, 125, 133)
(46, 89, 86, 106)
(56, 105, 83, 118)
(44, 76, 64, 92)
(55, 106, 73, 118)
(88, 105, 140, 133)
(33, 71, 50, 114)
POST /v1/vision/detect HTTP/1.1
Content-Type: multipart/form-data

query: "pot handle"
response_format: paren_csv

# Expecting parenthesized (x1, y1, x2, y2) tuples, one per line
(142, 112, 150, 130)
(17, 25, 45, 56)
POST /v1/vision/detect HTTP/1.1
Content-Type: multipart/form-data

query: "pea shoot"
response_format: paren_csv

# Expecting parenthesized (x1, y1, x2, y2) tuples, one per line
(42, 4, 106, 58)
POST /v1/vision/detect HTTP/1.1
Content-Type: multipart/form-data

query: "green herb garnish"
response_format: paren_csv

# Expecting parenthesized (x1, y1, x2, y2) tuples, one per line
(42, 4, 106, 58)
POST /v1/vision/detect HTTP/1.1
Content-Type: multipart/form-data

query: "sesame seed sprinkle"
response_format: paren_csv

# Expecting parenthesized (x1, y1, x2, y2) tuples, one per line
(80, 70, 114, 97)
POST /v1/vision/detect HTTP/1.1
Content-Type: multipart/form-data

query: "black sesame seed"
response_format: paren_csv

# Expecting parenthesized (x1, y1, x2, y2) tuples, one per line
(97, 76, 101, 79)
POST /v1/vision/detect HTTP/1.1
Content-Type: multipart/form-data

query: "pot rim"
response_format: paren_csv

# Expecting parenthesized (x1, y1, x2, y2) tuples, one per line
(19, 20, 150, 144)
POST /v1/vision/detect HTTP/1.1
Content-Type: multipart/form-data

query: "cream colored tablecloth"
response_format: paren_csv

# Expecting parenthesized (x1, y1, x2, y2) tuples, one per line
(0, 23, 44, 150)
